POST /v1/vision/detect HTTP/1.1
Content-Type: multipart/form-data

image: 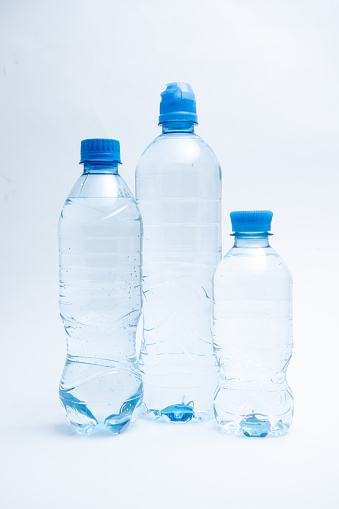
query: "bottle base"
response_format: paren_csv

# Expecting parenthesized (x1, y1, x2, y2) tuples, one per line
(215, 412, 291, 437)
(68, 420, 132, 436)
(60, 391, 142, 436)
(143, 403, 212, 423)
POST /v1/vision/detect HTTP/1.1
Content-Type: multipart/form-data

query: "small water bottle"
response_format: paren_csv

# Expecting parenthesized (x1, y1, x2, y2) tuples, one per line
(58, 139, 143, 434)
(213, 211, 293, 437)
(136, 82, 222, 422)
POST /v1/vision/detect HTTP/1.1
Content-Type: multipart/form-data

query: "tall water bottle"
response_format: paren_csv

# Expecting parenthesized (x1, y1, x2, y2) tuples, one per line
(136, 82, 222, 422)
(213, 211, 293, 437)
(58, 139, 143, 434)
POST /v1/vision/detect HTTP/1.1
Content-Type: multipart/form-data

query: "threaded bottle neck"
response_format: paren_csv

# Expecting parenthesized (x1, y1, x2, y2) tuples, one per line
(233, 233, 271, 248)
(161, 121, 195, 134)
(83, 162, 119, 174)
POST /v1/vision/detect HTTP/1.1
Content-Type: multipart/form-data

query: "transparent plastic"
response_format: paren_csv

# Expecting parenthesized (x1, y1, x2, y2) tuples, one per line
(213, 233, 293, 437)
(135, 121, 221, 422)
(58, 162, 143, 434)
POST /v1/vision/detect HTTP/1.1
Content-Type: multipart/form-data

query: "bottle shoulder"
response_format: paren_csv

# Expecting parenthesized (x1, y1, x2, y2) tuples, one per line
(67, 173, 134, 199)
(136, 132, 221, 175)
(214, 246, 292, 283)
(59, 173, 141, 226)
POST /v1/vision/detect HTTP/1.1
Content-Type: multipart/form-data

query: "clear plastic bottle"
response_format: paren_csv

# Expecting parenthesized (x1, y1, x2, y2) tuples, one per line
(213, 211, 293, 437)
(58, 139, 143, 435)
(135, 83, 221, 422)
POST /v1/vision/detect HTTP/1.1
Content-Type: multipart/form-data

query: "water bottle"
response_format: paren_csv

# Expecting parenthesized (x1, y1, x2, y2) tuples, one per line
(135, 82, 222, 422)
(58, 139, 143, 435)
(213, 211, 293, 437)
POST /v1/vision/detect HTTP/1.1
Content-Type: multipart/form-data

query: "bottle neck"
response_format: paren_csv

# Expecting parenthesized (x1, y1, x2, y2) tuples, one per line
(161, 121, 195, 134)
(233, 233, 271, 248)
(83, 162, 119, 174)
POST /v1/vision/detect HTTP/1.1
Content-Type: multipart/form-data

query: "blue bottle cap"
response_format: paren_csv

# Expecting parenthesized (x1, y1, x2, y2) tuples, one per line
(80, 138, 121, 164)
(230, 210, 273, 233)
(158, 82, 198, 124)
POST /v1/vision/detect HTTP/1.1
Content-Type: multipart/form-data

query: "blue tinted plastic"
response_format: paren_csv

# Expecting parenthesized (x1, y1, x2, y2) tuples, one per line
(213, 216, 294, 437)
(159, 82, 198, 124)
(58, 146, 142, 435)
(80, 138, 121, 164)
(136, 114, 221, 423)
(230, 210, 273, 233)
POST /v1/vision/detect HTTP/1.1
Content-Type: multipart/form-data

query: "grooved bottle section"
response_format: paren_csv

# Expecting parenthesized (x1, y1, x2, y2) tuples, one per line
(213, 245, 294, 437)
(59, 195, 143, 434)
(136, 133, 222, 422)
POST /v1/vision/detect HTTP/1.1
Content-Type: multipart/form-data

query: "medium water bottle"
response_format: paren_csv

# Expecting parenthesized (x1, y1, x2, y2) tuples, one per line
(136, 82, 222, 422)
(58, 139, 143, 435)
(213, 211, 293, 437)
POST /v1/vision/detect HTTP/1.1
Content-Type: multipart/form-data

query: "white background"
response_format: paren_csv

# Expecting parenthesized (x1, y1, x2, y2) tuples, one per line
(1, 1, 338, 507)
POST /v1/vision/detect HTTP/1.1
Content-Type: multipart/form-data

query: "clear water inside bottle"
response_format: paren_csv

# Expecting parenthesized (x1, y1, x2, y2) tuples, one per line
(59, 186, 143, 434)
(136, 124, 221, 422)
(213, 234, 294, 437)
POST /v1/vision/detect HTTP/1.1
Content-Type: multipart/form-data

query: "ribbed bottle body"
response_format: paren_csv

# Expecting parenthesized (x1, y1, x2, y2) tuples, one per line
(213, 236, 293, 436)
(136, 131, 221, 422)
(59, 169, 143, 434)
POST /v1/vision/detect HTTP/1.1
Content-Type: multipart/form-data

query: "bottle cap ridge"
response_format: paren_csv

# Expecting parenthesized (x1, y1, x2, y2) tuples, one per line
(80, 138, 121, 164)
(230, 210, 273, 233)
(159, 82, 198, 125)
